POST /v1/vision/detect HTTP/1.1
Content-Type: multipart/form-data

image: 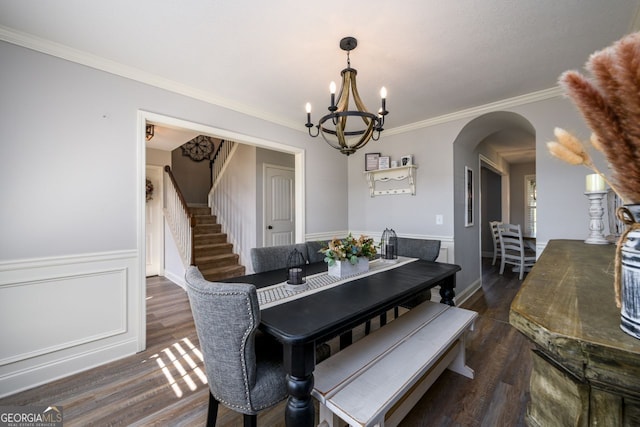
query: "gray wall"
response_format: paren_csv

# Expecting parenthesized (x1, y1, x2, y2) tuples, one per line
(171, 146, 211, 204)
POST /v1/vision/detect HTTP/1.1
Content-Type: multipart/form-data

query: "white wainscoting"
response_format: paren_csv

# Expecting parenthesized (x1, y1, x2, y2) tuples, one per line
(0, 250, 141, 398)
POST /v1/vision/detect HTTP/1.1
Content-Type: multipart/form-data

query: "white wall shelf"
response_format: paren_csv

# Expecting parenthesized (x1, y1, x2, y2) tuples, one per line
(364, 165, 418, 197)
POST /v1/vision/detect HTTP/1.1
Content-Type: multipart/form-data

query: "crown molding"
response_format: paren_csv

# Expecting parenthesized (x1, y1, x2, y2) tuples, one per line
(1, 25, 563, 136)
(0, 25, 301, 130)
(384, 86, 564, 136)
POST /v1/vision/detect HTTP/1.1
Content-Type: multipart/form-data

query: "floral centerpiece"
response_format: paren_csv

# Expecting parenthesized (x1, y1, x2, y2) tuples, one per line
(320, 233, 377, 266)
(546, 31, 640, 338)
(320, 233, 377, 278)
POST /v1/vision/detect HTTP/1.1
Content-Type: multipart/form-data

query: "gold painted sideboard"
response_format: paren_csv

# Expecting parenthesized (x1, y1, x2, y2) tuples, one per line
(510, 240, 640, 426)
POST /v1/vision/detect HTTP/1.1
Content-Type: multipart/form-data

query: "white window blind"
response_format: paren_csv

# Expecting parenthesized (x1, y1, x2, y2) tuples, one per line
(524, 175, 536, 237)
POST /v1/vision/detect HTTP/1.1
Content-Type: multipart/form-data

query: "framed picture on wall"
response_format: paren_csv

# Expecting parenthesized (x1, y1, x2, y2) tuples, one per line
(365, 153, 380, 171)
(465, 166, 474, 227)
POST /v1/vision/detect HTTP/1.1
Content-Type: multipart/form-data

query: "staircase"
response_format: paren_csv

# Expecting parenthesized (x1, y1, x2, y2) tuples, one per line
(189, 206, 245, 281)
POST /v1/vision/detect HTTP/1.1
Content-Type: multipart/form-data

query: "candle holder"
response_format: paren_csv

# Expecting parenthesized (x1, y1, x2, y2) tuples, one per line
(584, 191, 610, 244)
(285, 248, 308, 291)
(380, 228, 398, 261)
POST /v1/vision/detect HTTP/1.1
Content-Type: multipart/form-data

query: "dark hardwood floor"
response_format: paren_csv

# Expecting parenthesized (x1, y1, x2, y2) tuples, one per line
(0, 258, 533, 426)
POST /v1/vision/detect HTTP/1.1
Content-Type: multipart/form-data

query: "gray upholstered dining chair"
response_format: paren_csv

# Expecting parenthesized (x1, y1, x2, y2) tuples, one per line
(185, 266, 288, 427)
(249, 243, 332, 361)
(250, 243, 309, 273)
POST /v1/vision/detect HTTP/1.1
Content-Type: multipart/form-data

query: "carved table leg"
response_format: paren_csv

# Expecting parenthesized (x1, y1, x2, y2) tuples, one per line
(440, 276, 456, 306)
(283, 342, 316, 427)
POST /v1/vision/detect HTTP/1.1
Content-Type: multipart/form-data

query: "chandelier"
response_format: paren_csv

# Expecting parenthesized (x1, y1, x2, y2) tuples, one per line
(305, 37, 388, 156)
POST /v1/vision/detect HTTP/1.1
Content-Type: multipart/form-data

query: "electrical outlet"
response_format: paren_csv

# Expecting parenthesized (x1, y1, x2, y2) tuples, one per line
(436, 214, 443, 225)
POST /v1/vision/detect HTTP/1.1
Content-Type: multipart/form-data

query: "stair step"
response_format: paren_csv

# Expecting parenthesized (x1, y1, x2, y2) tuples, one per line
(194, 233, 228, 245)
(194, 224, 222, 235)
(194, 242, 234, 257)
(201, 265, 246, 282)
(188, 206, 211, 216)
(193, 215, 218, 225)
(196, 253, 239, 269)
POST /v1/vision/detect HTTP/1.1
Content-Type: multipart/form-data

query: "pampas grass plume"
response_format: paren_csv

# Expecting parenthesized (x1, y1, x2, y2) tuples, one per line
(546, 141, 584, 165)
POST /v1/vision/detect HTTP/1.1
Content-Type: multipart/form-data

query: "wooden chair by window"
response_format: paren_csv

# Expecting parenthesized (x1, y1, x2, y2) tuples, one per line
(185, 266, 288, 427)
(498, 223, 536, 280)
(489, 221, 502, 266)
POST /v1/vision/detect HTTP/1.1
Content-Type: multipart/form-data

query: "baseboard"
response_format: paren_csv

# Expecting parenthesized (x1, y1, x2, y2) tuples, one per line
(0, 338, 138, 398)
(164, 269, 186, 290)
(453, 278, 481, 306)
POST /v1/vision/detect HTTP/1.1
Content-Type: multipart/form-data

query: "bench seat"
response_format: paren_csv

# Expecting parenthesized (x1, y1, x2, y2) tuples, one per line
(312, 301, 477, 427)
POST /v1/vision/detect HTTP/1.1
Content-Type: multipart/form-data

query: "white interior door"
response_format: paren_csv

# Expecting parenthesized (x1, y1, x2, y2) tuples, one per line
(264, 165, 295, 246)
(145, 165, 163, 276)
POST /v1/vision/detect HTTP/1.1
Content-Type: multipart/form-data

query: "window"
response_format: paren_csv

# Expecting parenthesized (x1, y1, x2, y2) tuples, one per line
(524, 175, 536, 237)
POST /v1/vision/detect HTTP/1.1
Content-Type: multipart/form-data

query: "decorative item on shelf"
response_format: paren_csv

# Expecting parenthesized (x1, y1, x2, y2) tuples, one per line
(365, 153, 380, 171)
(305, 36, 388, 156)
(584, 174, 609, 245)
(380, 228, 398, 261)
(319, 233, 377, 278)
(400, 155, 413, 166)
(608, 188, 624, 240)
(145, 179, 154, 202)
(548, 31, 640, 339)
(285, 248, 307, 291)
(378, 156, 390, 169)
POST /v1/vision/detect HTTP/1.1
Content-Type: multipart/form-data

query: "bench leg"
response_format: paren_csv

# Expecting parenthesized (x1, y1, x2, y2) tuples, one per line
(318, 403, 342, 427)
(447, 338, 474, 379)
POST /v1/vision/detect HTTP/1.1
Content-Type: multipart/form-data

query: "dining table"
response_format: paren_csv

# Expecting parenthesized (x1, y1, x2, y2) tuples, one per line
(223, 257, 461, 427)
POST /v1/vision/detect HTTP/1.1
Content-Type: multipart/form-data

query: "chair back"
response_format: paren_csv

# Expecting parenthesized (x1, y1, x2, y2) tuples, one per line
(489, 221, 502, 264)
(498, 223, 525, 257)
(185, 266, 282, 414)
(396, 237, 441, 261)
(250, 243, 309, 273)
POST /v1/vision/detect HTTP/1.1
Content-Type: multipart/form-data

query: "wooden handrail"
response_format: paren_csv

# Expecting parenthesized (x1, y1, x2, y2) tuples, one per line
(164, 165, 196, 266)
(164, 165, 190, 212)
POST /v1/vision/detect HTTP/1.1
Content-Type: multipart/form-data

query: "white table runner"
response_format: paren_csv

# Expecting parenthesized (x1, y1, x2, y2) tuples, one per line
(258, 257, 418, 309)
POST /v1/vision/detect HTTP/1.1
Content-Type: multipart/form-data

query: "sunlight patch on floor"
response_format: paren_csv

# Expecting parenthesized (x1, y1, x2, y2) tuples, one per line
(152, 337, 207, 398)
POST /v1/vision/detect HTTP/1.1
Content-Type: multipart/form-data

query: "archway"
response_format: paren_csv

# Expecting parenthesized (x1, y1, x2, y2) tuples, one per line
(452, 111, 535, 292)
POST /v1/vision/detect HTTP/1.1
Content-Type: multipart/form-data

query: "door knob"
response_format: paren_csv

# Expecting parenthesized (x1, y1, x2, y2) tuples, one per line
(267, 225, 273, 229)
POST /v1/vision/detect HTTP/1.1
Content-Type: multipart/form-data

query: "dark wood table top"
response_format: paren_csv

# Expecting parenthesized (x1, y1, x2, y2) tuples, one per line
(226, 260, 461, 345)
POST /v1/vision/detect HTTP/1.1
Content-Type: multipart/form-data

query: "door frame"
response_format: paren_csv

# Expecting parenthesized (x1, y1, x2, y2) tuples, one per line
(137, 110, 306, 351)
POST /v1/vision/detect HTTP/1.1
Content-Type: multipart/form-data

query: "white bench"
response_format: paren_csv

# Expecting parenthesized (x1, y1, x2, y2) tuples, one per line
(312, 301, 477, 427)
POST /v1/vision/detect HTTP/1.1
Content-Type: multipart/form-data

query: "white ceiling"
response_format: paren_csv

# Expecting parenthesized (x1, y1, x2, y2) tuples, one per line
(2, 1, 639, 161)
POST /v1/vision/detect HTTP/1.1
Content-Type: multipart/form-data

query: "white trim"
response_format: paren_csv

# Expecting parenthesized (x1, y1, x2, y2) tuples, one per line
(140, 111, 306, 244)
(0, 25, 563, 136)
(0, 251, 139, 398)
(385, 87, 563, 136)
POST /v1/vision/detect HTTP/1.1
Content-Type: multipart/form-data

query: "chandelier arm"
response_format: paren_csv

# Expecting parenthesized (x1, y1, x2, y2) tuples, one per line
(348, 72, 373, 126)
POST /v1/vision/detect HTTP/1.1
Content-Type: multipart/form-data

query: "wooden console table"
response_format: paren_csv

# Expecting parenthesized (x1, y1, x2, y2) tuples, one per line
(510, 240, 640, 426)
